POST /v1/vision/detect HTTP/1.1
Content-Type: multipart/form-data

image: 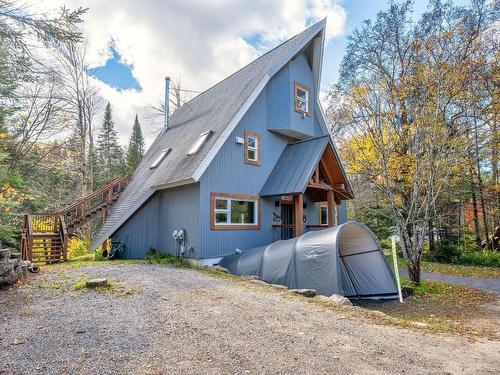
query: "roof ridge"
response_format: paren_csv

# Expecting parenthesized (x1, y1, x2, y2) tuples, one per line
(177, 20, 326, 109)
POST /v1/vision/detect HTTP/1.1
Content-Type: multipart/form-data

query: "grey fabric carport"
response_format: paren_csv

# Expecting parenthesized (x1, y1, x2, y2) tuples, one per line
(218, 221, 398, 299)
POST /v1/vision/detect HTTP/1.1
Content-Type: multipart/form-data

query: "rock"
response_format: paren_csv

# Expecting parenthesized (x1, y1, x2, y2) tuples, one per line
(86, 278, 108, 288)
(0, 248, 11, 261)
(402, 286, 413, 298)
(241, 275, 262, 281)
(291, 289, 317, 297)
(249, 279, 269, 286)
(327, 294, 353, 306)
(269, 283, 288, 290)
(210, 265, 229, 274)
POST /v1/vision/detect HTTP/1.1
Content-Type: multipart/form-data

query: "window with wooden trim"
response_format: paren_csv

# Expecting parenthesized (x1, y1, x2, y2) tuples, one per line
(210, 193, 260, 230)
(244, 131, 261, 166)
(294, 81, 310, 115)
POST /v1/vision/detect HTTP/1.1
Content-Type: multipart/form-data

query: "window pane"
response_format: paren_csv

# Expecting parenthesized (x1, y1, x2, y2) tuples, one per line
(320, 206, 328, 225)
(215, 199, 228, 210)
(231, 200, 255, 224)
(215, 212, 228, 224)
(247, 149, 257, 161)
(297, 88, 307, 99)
(297, 98, 307, 111)
(247, 136, 256, 148)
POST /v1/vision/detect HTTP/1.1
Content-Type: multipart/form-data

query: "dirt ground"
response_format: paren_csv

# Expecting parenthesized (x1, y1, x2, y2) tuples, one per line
(1, 262, 499, 375)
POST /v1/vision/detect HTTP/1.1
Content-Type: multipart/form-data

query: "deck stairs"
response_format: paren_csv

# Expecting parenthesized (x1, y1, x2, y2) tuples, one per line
(20, 174, 130, 264)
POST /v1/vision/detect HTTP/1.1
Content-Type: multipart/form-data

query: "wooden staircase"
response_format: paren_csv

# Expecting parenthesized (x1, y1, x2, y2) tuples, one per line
(21, 174, 130, 264)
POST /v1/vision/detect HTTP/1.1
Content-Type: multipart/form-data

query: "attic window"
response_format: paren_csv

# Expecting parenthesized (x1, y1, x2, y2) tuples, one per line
(294, 81, 310, 116)
(187, 130, 212, 155)
(150, 148, 171, 169)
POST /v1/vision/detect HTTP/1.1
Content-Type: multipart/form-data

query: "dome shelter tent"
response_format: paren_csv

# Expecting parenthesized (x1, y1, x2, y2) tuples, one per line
(218, 221, 399, 299)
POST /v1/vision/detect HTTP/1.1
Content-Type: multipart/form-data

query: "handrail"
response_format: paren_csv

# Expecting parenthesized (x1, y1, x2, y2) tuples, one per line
(59, 215, 68, 261)
(57, 173, 130, 216)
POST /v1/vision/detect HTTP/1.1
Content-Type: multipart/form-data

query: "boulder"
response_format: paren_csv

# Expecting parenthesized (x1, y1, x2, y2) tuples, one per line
(85, 278, 108, 288)
(291, 289, 317, 297)
(0, 262, 14, 276)
(10, 252, 21, 261)
(249, 279, 269, 286)
(241, 275, 262, 281)
(327, 294, 353, 306)
(269, 283, 288, 290)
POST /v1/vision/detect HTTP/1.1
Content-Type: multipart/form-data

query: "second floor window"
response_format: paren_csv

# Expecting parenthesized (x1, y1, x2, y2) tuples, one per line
(244, 131, 261, 166)
(294, 81, 310, 115)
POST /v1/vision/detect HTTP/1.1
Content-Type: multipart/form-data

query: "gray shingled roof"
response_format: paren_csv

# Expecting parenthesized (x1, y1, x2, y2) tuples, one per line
(259, 136, 330, 197)
(91, 20, 326, 250)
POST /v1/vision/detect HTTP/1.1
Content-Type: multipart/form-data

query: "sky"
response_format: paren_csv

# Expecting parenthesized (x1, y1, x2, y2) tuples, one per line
(40, 0, 470, 147)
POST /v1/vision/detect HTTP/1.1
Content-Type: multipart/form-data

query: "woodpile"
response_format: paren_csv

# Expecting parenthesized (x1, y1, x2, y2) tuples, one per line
(0, 247, 37, 287)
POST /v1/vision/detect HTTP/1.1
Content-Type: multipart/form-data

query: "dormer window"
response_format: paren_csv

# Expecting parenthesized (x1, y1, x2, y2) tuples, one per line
(294, 81, 310, 116)
(187, 130, 212, 155)
(150, 148, 171, 169)
(244, 131, 261, 166)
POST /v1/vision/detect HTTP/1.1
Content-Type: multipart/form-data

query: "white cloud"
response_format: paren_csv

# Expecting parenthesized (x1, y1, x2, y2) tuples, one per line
(38, 0, 346, 146)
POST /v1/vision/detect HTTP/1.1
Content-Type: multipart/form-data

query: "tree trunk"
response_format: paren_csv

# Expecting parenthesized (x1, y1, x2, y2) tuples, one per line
(428, 219, 435, 253)
(474, 114, 490, 250)
(407, 259, 421, 285)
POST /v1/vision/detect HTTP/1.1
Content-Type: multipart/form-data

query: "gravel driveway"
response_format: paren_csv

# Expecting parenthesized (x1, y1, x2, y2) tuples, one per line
(1, 263, 498, 375)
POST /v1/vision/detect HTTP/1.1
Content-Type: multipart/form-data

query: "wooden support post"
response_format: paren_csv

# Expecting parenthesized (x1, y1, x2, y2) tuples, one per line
(294, 194, 304, 237)
(327, 190, 336, 227)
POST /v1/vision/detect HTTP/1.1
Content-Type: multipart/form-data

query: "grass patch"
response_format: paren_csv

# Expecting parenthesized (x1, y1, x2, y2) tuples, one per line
(385, 251, 500, 279)
(145, 252, 192, 268)
(357, 277, 497, 338)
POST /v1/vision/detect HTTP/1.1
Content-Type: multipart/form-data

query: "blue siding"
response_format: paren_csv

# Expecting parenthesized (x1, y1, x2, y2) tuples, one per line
(266, 53, 320, 139)
(199, 87, 291, 258)
(158, 183, 200, 257)
(289, 54, 315, 137)
(114, 194, 160, 259)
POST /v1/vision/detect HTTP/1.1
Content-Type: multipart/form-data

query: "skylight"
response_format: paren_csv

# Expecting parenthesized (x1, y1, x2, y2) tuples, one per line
(150, 148, 171, 169)
(187, 130, 212, 156)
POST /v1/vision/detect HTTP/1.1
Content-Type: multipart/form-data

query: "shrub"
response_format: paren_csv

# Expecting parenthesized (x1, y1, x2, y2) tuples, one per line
(452, 252, 500, 268)
(68, 237, 91, 259)
(424, 239, 462, 263)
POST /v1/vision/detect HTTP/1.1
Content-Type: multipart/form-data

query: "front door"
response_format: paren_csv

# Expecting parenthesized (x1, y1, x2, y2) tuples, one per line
(281, 202, 295, 240)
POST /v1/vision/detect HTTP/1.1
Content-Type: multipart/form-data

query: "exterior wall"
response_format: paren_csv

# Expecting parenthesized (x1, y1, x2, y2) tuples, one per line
(199, 86, 290, 258)
(113, 194, 160, 259)
(113, 184, 200, 259)
(266, 53, 317, 139)
(157, 183, 200, 257)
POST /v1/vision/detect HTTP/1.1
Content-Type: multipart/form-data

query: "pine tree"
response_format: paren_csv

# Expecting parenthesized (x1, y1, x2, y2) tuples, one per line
(126, 114, 145, 171)
(96, 102, 124, 185)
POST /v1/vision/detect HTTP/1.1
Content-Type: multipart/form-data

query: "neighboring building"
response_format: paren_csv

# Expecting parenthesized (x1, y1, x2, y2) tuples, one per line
(91, 19, 353, 264)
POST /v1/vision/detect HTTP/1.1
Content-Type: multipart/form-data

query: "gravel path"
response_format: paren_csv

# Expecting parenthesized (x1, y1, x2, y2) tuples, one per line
(1, 263, 499, 375)
(399, 269, 500, 294)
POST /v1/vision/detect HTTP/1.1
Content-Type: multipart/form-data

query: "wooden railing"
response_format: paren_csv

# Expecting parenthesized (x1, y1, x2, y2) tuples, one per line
(20, 173, 130, 263)
(58, 173, 130, 228)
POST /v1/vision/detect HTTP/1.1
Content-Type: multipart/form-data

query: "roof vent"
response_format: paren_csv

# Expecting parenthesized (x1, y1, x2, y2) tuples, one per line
(187, 131, 212, 156)
(150, 148, 171, 169)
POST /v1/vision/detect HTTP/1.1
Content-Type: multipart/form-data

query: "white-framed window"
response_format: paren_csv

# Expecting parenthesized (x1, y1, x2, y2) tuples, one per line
(150, 148, 171, 169)
(247, 136, 258, 161)
(211, 193, 260, 229)
(187, 130, 212, 155)
(294, 81, 310, 115)
(244, 131, 261, 166)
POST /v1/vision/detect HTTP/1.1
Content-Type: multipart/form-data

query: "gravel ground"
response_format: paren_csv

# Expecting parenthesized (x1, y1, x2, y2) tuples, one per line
(1, 263, 499, 375)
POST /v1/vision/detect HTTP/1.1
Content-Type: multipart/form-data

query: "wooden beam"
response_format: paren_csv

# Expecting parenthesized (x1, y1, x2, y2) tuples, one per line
(327, 190, 336, 227)
(294, 194, 304, 236)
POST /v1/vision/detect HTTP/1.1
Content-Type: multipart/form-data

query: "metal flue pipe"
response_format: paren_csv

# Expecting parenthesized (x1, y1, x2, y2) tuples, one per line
(164, 76, 170, 131)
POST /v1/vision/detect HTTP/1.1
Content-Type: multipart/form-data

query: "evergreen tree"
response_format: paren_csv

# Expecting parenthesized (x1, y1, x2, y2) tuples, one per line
(96, 102, 124, 185)
(126, 114, 145, 171)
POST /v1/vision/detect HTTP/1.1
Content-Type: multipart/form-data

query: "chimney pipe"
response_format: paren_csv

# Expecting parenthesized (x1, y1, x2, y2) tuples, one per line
(164, 76, 170, 131)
